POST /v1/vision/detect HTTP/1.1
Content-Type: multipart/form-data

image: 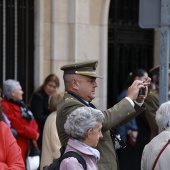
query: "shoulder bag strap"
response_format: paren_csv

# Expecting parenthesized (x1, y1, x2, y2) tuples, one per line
(152, 139, 170, 170)
(61, 151, 87, 170)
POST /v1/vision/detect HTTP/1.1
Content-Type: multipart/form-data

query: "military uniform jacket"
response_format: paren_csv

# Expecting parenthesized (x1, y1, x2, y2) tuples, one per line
(56, 92, 146, 170)
(145, 90, 159, 140)
(145, 89, 170, 139)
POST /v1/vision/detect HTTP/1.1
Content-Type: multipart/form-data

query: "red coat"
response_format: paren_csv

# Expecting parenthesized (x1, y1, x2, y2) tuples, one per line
(1, 98, 39, 162)
(0, 121, 25, 169)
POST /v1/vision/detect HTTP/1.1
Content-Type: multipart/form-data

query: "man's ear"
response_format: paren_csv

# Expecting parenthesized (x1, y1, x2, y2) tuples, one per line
(71, 79, 79, 90)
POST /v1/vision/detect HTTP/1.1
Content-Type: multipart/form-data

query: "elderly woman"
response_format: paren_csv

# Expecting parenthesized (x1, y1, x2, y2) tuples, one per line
(0, 105, 25, 169)
(60, 106, 104, 170)
(141, 101, 170, 170)
(1, 79, 39, 163)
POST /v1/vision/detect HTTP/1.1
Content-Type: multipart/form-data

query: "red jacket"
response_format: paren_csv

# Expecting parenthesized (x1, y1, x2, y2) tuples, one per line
(1, 98, 39, 162)
(0, 121, 25, 169)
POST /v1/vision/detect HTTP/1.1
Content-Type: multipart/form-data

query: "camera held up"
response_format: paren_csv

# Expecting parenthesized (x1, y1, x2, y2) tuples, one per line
(138, 86, 146, 97)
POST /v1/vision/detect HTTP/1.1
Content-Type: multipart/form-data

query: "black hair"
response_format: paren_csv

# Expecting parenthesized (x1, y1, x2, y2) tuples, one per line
(126, 68, 147, 87)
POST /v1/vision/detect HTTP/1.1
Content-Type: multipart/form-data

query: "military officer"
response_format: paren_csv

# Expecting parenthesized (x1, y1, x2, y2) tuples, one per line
(56, 60, 151, 170)
(145, 64, 170, 140)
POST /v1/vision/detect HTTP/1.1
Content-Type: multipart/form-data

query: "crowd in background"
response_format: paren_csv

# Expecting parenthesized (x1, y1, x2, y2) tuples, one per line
(0, 60, 169, 170)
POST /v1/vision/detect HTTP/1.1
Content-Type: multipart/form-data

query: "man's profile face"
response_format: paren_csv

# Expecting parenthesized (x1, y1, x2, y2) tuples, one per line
(75, 75, 97, 102)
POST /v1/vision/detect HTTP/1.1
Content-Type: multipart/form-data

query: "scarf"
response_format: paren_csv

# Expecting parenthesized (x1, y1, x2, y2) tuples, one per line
(6, 97, 34, 121)
(72, 138, 100, 161)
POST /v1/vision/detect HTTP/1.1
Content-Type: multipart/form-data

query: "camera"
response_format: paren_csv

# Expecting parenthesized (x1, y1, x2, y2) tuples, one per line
(138, 87, 146, 97)
(114, 134, 127, 149)
(110, 129, 126, 149)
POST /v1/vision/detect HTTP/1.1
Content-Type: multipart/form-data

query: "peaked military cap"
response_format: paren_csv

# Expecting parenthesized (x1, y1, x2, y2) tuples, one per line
(149, 63, 170, 75)
(61, 60, 103, 78)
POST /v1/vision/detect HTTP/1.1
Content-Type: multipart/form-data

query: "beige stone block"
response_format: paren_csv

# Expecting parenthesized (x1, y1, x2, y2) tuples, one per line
(44, 0, 51, 23)
(75, 0, 90, 24)
(76, 24, 100, 60)
(51, 0, 70, 23)
(43, 45, 51, 60)
(89, 0, 103, 25)
(51, 23, 75, 60)
(43, 59, 51, 77)
(70, 0, 110, 25)
(43, 23, 51, 60)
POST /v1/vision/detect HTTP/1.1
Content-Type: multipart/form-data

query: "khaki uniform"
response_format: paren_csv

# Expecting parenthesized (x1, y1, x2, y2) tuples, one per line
(56, 93, 146, 170)
(145, 89, 170, 139)
(145, 89, 159, 140)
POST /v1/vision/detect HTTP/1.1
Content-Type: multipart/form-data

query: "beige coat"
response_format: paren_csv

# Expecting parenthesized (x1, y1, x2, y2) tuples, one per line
(40, 112, 61, 170)
(141, 128, 170, 170)
(56, 93, 145, 170)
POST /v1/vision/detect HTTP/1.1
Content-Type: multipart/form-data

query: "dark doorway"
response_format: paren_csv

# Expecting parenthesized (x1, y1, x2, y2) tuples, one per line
(107, 0, 154, 107)
(0, 0, 34, 103)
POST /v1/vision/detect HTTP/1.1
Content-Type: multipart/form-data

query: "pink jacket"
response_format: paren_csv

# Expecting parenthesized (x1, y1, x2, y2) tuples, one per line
(60, 139, 98, 170)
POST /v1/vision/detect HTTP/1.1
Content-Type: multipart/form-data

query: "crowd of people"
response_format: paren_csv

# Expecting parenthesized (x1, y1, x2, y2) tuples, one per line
(0, 73, 61, 169)
(0, 60, 169, 170)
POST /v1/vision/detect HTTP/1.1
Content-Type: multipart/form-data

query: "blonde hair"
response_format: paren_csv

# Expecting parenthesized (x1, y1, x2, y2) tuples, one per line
(48, 92, 65, 112)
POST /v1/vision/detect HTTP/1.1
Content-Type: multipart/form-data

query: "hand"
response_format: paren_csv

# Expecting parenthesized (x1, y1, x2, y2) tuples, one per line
(136, 77, 151, 102)
(36, 133, 39, 140)
(33, 140, 38, 148)
(127, 77, 151, 101)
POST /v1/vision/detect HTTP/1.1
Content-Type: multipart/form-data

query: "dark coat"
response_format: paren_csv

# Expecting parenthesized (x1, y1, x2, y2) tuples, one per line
(56, 93, 146, 170)
(30, 89, 51, 150)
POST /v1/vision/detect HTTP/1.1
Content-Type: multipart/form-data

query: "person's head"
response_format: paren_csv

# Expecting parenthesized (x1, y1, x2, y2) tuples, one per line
(3, 79, 23, 101)
(126, 68, 148, 87)
(64, 106, 104, 147)
(61, 61, 102, 102)
(148, 81, 156, 94)
(48, 92, 65, 112)
(156, 101, 170, 133)
(64, 74, 97, 102)
(149, 64, 170, 89)
(41, 74, 60, 96)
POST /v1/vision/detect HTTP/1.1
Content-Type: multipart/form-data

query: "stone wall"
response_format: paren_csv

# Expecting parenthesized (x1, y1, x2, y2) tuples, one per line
(34, 0, 110, 109)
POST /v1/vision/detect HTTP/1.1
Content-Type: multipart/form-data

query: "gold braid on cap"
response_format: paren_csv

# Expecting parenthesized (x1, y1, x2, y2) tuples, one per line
(75, 71, 96, 74)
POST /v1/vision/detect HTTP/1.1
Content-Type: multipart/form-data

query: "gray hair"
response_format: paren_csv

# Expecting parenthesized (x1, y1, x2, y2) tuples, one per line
(64, 106, 104, 139)
(63, 74, 84, 91)
(3, 79, 20, 98)
(156, 101, 170, 132)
